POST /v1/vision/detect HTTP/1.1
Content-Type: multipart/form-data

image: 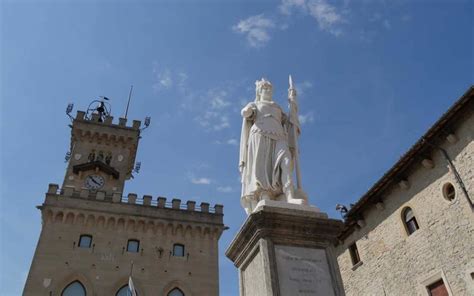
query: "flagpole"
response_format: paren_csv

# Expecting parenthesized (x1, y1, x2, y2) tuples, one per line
(125, 85, 133, 119)
(128, 261, 136, 296)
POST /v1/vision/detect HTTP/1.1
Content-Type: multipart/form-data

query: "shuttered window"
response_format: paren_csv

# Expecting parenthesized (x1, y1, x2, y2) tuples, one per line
(349, 243, 360, 266)
(427, 279, 449, 296)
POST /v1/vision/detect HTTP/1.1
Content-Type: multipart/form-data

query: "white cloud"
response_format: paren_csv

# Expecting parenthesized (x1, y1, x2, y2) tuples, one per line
(196, 111, 230, 131)
(369, 13, 391, 30)
(227, 138, 238, 145)
(158, 71, 173, 88)
(217, 186, 233, 193)
(195, 87, 234, 131)
(177, 72, 188, 92)
(297, 80, 313, 96)
(369, 12, 382, 22)
(209, 89, 230, 109)
(214, 138, 239, 145)
(233, 14, 275, 48)
(152, 63, 190, 93)
(191, 177, 212, 185)
(214, 116, 230, 131)
(299, 111, 315, 125)
(279, 0, 307, 15)
(152, 64, 173, 91)
(307, 0, 345, 36)
(278, 0, 345, 36)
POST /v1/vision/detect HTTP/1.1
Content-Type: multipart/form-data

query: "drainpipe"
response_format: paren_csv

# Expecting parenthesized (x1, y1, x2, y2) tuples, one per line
(422, 137, 473, 209)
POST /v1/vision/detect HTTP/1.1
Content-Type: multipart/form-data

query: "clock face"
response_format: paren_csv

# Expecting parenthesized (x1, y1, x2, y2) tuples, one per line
(85, 175, 105, 190)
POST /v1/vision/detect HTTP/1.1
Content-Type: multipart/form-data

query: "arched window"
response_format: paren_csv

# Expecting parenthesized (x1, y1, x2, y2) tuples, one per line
(402, 207, 419, 235)
(173, 244, 185, 257)
(116, 285, 138, 296)
(61, 281, 86, 296)
(168, 288, 185, 296)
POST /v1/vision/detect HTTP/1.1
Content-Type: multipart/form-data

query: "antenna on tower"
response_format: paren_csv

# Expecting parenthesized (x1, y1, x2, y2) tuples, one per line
(125, 85, 133, 119)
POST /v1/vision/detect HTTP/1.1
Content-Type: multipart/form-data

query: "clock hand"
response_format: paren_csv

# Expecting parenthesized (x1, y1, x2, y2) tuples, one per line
(90, 178, 101, 186)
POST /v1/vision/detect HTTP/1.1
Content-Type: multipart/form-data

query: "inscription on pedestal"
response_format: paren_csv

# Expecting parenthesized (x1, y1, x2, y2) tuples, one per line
(275, 245, 335, 296)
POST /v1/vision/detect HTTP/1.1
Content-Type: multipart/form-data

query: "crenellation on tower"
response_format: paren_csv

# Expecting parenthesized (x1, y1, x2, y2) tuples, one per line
(74, 109, 141, 130)
(47, 183, 224, 215)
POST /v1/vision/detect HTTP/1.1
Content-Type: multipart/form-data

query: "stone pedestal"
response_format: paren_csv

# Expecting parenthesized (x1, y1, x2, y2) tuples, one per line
(226, 200, 345, 296)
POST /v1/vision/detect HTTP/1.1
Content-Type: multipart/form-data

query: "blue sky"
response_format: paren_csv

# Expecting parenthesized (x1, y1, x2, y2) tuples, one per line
(0, 0, 472, 295)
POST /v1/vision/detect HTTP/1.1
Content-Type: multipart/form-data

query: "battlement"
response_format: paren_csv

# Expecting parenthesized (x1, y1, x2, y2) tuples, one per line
(74, 110, 141, 131)
(47, 184, 223, 215)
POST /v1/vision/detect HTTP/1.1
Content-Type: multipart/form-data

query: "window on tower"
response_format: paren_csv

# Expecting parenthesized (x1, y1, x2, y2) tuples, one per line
(78, 235, 92, 248)
(173, 244, 185, 257)
(127, 239, 140, 253)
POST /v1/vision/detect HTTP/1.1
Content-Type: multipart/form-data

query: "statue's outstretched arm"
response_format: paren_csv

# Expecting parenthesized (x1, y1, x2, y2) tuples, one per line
(241, 103, 256, 118)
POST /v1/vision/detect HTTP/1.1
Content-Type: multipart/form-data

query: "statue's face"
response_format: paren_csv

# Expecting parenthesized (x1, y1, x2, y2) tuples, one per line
(260, 86, 273, 102)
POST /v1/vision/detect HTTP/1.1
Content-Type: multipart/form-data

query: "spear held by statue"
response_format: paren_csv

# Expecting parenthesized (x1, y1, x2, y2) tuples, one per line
(288, 75, 303, 191)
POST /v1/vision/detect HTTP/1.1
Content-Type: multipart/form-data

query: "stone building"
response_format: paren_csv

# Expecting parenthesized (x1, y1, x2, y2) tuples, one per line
(334, 86, 474, 295)
(23, 107, 225, 295)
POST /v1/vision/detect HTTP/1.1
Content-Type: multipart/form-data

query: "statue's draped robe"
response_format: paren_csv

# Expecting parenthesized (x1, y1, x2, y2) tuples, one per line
(239, 101, 293, 210)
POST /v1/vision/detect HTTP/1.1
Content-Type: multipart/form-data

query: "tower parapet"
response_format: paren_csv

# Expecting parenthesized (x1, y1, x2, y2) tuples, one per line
(75, 110, 141, 130)
(47, 183, 224, 215)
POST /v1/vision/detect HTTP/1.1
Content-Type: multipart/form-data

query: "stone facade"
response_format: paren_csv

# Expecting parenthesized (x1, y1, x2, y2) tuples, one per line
(334, 88, 474, 295)
(23, 109, 225, 295)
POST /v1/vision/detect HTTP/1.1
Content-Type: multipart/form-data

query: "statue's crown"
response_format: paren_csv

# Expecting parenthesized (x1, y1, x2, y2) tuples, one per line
(255, 78, 272, 90)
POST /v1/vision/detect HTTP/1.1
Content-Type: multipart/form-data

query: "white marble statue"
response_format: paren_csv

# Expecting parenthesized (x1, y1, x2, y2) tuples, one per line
(239, 77, 308, 214)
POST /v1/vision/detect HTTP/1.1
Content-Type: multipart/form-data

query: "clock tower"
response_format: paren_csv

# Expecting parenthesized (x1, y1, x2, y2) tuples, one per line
(62, 106, 141, 198)
(23, 100, 224, 296)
